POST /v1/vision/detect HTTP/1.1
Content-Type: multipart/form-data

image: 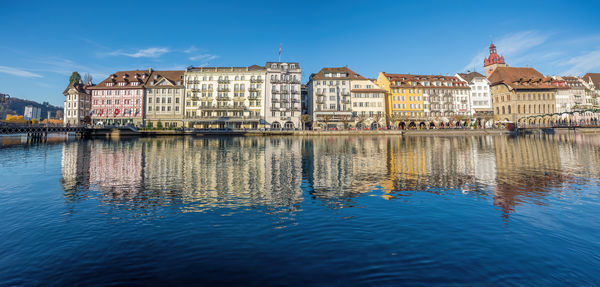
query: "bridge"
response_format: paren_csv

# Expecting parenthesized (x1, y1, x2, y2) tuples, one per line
(0, 125, 86, 142)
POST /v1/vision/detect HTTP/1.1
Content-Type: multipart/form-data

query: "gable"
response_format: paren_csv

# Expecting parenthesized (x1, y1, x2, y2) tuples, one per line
(156, 78, 174, 86)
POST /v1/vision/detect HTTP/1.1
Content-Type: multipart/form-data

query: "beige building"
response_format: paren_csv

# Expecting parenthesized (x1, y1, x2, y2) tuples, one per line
(488, 67, 557, 124)
(144, 70, 185, 128)
(184, 65, 266, 129)
(63, 81, 92, 126)
(350, 79, 386, 129)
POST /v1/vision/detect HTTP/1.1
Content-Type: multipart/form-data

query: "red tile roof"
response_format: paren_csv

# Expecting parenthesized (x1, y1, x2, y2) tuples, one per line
(311, 67, 366, 80)
(488, 67, 556, 90)
(91, 69, 151, 89)
(583, 73, 600, 89)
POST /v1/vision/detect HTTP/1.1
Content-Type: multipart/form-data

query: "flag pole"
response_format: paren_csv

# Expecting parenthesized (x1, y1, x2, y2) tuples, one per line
(278, 43, 282, 63)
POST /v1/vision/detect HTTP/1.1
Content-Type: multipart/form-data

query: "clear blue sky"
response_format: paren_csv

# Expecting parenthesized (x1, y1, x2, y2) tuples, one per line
(1, 0, 599, 106)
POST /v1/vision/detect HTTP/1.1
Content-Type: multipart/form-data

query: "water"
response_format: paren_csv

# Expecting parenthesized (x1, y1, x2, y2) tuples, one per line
(1, 134, 599, 286)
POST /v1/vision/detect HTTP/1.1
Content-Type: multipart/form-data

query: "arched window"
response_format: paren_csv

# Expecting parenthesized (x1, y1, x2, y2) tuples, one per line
(518, 105, 521, 114)
(502, 106, 505, 114)
(508, 105, 512, 114)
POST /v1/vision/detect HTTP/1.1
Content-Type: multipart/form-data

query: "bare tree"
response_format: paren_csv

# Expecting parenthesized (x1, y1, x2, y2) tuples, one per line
(84, 73, 93, 85)
(355, 114, 367, 129)
(321, 114, 334, 130)
(301, 114, 312, 130)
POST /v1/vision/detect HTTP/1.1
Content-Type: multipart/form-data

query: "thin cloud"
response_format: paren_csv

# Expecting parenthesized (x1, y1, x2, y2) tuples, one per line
(189, 54, 218, 61)
(0, 65, 43, 78)
(463, 31, 549, 71)
(563, 49, 600, 75)
(183, 46, 199, 54)
(108, 47, 170, 58)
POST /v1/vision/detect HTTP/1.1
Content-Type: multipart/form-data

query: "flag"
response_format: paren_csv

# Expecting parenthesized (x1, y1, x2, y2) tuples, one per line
(278, 44, 281, 56)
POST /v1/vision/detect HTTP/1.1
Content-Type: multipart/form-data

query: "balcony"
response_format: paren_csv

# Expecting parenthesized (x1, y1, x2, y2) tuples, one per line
(250, 78, 263, 83)
(341, 91, 350, 96)
(217, 88, 230, 92)
(233, 96, 246, 101)
(271, 98, 279, 103)
(217, 79, 230, 84)
(291, 90, 300, 94)
(316, 100, 324, 104)
(201, 88, 212, 92)
(290, 79, 300, 84)
(249, 87, 261, 92)
(341, 100, 351, 104)
(216, 96, 230, 101)
(291, 98, 299, 103)
(316, 91, 325, 96)
(281, 98, 289, 103)
(281, 90, 289, 94)
(271, 79, 281, 84)
(272, 89, 280, 94)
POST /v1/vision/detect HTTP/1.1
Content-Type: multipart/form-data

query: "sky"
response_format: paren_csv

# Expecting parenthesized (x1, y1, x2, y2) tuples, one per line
(1, 0, 600, 106)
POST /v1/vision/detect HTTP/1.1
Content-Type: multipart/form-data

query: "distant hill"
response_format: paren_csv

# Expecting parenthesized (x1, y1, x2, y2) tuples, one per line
(0, 96, 63, 119)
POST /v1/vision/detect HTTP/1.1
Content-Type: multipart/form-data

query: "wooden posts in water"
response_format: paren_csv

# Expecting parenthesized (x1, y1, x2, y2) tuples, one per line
(27, 129, 47, 143)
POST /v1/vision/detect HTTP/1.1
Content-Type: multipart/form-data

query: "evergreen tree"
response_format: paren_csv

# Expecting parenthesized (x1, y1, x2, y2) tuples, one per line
(69, 72, 82, 84)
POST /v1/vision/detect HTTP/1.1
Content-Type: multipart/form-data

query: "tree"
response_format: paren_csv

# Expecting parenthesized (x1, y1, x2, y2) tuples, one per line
(156, 120, 163, 129)
(355, 114, 367, 129)
(69, 72, 82, 85)
(83, 73, 93, 85)
(321, 114, 334, 130)
(300, 114, 312, 130)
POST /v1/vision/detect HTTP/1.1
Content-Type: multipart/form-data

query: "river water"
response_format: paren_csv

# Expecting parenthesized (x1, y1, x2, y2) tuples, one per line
(1, 135, 599, 286)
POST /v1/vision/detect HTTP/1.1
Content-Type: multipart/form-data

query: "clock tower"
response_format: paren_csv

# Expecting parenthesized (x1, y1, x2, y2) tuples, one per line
(483, 42, 506, 78)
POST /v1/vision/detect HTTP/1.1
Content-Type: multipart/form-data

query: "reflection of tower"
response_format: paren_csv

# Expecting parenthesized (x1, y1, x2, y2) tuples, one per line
(484, 42, 506, 78)
(61, 141, 91, 197)
(493, 136, 563, 219)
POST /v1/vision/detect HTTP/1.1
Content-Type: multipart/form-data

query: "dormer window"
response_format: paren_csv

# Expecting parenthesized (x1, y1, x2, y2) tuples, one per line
(271, 63, 277, 68)
(290, 64, 296, 69)
(132, 82, 139, 86)
(107, 83, 114, 87)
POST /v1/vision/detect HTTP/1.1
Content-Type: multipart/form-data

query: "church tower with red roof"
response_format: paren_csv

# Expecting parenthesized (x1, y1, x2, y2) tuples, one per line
(483, 42, 506, 78)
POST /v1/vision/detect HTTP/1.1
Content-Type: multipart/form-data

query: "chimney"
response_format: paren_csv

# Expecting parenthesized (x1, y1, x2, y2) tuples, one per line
(148, 68, 153, 73)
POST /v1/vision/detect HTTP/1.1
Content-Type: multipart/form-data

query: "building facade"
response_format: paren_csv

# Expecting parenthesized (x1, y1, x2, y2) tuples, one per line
(184, 65, 266, 129)
(90, 70, 149, 125)
(265, 62, 302, 129)
(488, 67, 556, 124)
(307, 67, 357, 130)
(24, 105, 41, 120)
(376, 72, 425, 128)
(144, 70, 185, 128)
(419, 75, 470, 121)
(350, 79, 386, 129)
(456, 71, 492, 115)
(62, 81, 92, 126)
(582, 73, 600, 106)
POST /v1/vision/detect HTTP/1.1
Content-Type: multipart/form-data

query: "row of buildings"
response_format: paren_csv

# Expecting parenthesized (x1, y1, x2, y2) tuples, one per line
(63, 44, 600, 129)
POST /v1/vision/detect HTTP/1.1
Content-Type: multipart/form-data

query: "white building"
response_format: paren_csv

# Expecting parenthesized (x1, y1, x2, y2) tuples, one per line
(62, 81, 91, 125)
(24, 105, 41, 121)
(306, 67, 358, 130)
(265, 62, 302, 129)
(184, 65, 266, 129)
(144, 70, 185, 128)
(456, 71, 492, 116)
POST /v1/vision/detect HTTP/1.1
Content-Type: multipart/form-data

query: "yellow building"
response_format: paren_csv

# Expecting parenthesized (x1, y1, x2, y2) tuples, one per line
(376, 72, 424, 128)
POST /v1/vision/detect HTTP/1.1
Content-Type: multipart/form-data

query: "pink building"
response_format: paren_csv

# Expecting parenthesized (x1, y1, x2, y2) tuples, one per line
(90, 69, 151, 126)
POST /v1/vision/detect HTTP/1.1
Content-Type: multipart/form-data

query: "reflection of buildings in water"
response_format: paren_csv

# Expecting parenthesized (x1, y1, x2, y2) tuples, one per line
(471, 136, 497, 187)
(88, 140, 144, 200)
(382, 136, 481, 197)
(179, 137, 303, 211)
(303, 137, 387, 202)
(60, 141, 91, 197)
(556, 133, 600, 176)
(493, 135, 565, 218)
(382, 136, 428, 194)
(425, 137, 476, 190)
